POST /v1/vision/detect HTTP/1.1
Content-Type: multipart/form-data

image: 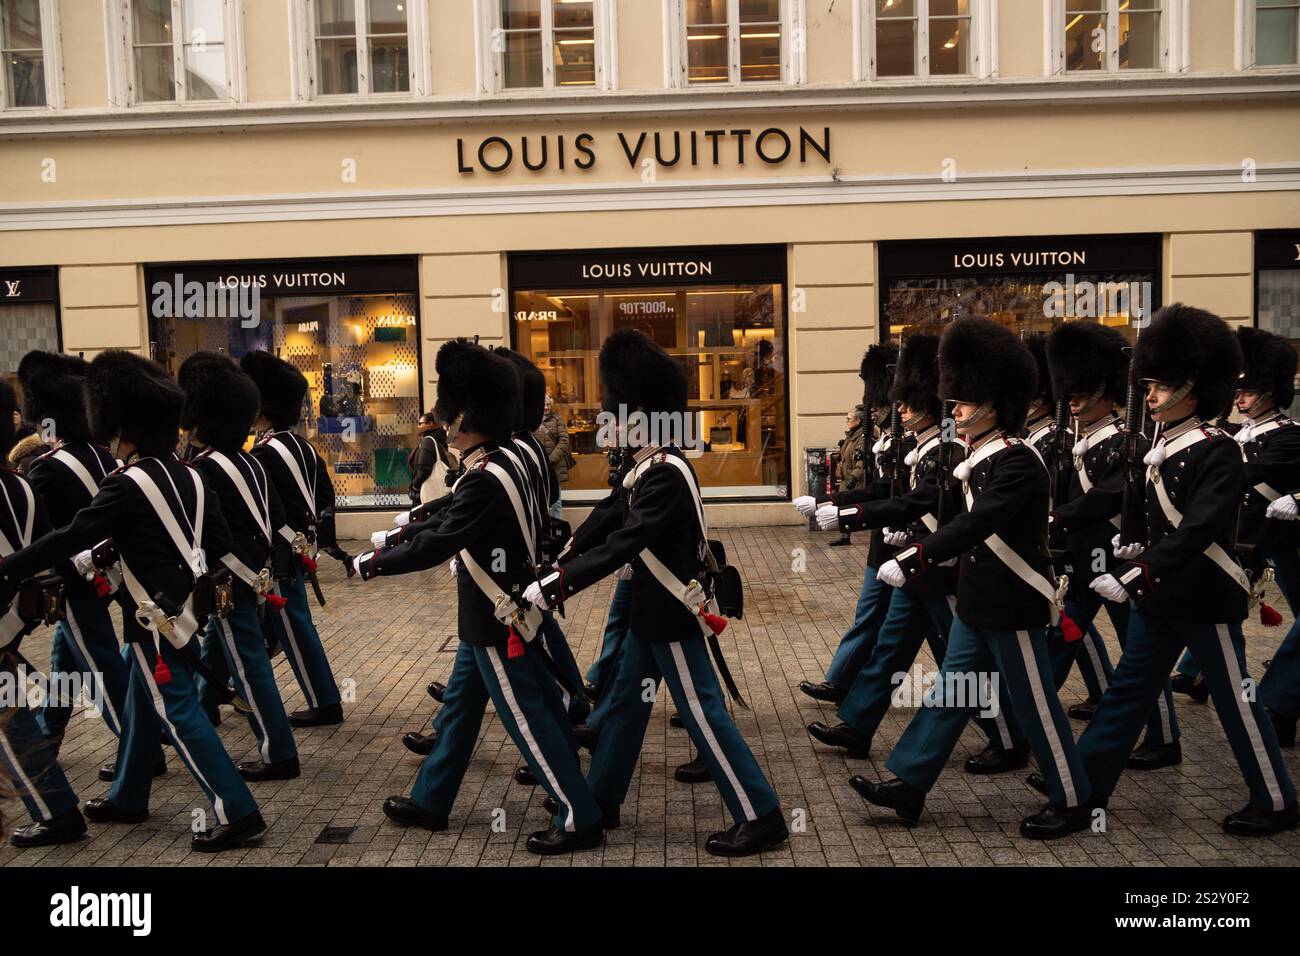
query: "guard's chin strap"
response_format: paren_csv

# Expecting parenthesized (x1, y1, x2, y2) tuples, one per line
(1073, 386, 1107, 419)
(901, 409, 927, 431)
(960, 400, 994, 432)
(1239, 392, 1275, 420)
(1149, 379, 1196, 415)
(445, 412, 465, 445)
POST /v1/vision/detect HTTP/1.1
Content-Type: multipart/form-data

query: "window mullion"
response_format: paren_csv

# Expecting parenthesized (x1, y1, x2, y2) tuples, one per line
(731, 0, 740, 83)
(357, 0, 369, 95)
(541, 0, 555, 90)
(1109, 0, 1120, 71)
(172, 0, 186, 102)
(918, 0, 929, 78)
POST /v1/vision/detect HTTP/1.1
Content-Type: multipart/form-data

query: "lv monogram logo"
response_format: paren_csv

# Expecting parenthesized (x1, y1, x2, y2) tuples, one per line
(3, 280, 19, 297)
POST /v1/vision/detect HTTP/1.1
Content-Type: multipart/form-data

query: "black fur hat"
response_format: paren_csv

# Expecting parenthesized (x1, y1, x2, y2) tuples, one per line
(939, 318, 1038, 433)
(493, 347, 546, 432)
(433, 338, 518, 443)
(85, 350, 184, 456)
(1131, 304, 1244, 420)
(17, 350, 92, 445)
(178, 352, 260, 453)
(889, 333, 941, 424)
(0, 381, 17, 460)
(859, 343, 899, 410)
(1237, 326, 1297, 408)
(1046, 321, 1130, 404)
(240, 351, 307, 430)
(1024, 333, 1053, 405)
(598, 329, 688, 417)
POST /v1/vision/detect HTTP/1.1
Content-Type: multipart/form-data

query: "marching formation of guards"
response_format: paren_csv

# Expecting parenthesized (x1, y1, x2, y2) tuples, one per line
(0, 300, 1297, 859)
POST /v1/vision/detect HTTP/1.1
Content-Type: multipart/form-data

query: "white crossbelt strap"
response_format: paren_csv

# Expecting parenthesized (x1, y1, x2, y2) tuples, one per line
(52, 448, 102, 498)
(458, 548, 542, 640)
(496, 445, 538, 552)
(122, 467, 206, 577)
(1254, 482, 1282, 502)
(1150, 470, 1252, 595)
(205, 451, 271, 542)
(1025, 420, 1053, 449)
(483, 461, 537, 564)
(119, 557, 201, 648)
(1074, 420, 1121, 494)
(0, 478, 37, 644)
(266, 435, 316, 520)
(514, 437, 550, 503)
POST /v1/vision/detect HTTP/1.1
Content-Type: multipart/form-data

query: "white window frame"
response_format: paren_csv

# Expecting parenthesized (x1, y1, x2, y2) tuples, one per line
(666, 0, 806, 89)
(104, 0, 245, 107)
(290, 0, 430, 100)
(475, 0, 616, 94)
(1237, 0, 1300, 69)
(1046, 0, 1188, 76)
(0, 0, 63, 109)
(855, 0, 996, 82)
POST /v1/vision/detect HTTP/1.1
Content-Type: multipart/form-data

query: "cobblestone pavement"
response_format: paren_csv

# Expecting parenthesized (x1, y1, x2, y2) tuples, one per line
(4, 527, 1299, 867)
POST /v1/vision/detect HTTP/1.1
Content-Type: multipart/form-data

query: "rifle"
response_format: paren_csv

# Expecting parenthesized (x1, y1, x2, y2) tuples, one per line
(935, 401, 961, 527)
(1049, 396, 1074, 512)
(1117, 325, 1148, 549)
(885, 399, 906, 498)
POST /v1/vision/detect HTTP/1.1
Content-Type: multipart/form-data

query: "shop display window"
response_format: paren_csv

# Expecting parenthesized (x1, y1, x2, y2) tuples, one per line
(1256, 230, 1300, 418)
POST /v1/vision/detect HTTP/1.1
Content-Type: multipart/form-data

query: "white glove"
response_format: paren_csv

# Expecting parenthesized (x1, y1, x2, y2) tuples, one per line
(816, 503, 840, 531)
(1110, 532, 1143, 561)
(72, 549, 97, 580)
(794, 495, 817, 517)
(1091, 573, 1129, 604)
(1266, 496, 1299, 521)
(449, 557, 460, 577)
(394, 510, 411, 527)
(523, 581, 549, 610)
(370, 530, 388, 549)
(877, 559, 906, 588)
(883, 528, 909, 547)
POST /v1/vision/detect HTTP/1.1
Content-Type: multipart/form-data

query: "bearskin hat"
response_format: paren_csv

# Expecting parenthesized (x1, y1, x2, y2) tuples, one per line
(1237, 326, 1297, 408)
(0, 381, 18, 459)
(859, 343, 899, 411)
(240, 351, 307, 430)
(17, 351, 92, 445)
(889, 333, 941, 424)
(598, 329, 689, 417)
(1024, 333, 1053, 406)
(493, 347, 547, 432)
(1131, 304, 1244, 420)
(85, 350, 184, 456)
(1046, 321, 1130, 404)
(178, 352, 260, 453)
(939, 318, 1038, 433)
(433, 338, 518, 443)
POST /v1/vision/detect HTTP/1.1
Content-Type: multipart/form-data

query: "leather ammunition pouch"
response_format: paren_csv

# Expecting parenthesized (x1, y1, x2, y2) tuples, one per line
(191, 567, 234, 621)
(704, 539, 743, 620)
(272, 536, 296, 579)
(18, 573, 66, 627)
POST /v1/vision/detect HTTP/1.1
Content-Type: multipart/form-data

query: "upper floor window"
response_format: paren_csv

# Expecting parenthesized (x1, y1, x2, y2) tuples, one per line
(479, 0, 614, 92)
(106, 0, 243, 105)
(1243, 0, 1300, 67)
(290, 0, 428, 98)
(862, 0, 979, 79)
(670, 0, 803, 86)
(1, 0, 60, 108)
(1058, 0, 1166, 72)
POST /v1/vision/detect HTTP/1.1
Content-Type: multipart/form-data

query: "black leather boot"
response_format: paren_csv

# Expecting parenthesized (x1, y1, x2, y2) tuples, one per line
(238, 757, 301, 782)
(1067, 699, 1099, 721)
(1019, 803, 1094, 840)
(83, 799, 149, 824)
(964, 743, 1029, 775)
(99, 756, 167, 783)
(526, 821, 604, 855)
(514, 766, 539, 786)
(798, 680, 847, 704)
(402, 731, 437, 755)
(192, 810, 267, 853)
(807, 721, 871, 757)
(849, 775, 924, 825)
(669, 712, 685, 729)
(1026, 772, 1048, 795)
(1170, 673, 1209, 702)
(705, 808, 790, 857)
(1126, 739, 1182, 770)
(1223, 802, 1299, 837)
(382, 796, 448, 831)
(829, 534, 852, 547)
(426, 680, 446, 703)
(288, 703, 343, 727)
(674, 756, 710, 783)
(573, 725, 599, 752)
(543, 796, 620, 829)
(10, 807, 88, 848)
(1271, 710, 1297, 748)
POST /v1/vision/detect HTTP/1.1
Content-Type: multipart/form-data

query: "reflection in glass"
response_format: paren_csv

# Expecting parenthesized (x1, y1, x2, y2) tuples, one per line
(1257, 3, 1300, 65)
(1065, 9, 1105, 71)
(1257, 267, 1300, 417)
(317, 36, 359, 94)
(1118, 6, 1161, 69)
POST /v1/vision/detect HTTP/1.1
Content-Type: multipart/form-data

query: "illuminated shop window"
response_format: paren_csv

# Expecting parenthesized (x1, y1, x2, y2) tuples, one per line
(491, 0, 610, 90)
(0, 268, 61, 398)
(868, 0, 973, 79)
(1061, 0, 1163, 73)
(1256, 231, 1300, 418)
(682, 0, 784, 85)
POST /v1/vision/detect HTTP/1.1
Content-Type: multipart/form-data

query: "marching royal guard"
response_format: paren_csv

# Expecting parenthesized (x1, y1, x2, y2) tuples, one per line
(1234, 327, 1300, 748)
(852, 318, 1094, 839)
(1046, 322, 1180, 766)
(579, 445, 635, 704)
(357, 339, 604, 855)
(524, 329, 788, 856)
(18, 352, 138, 761)
(0, 382, 87, 848)
(241, 351, 344, 727)
(1073, 305, 1297, 836)
(0, 350, 264, 851)
(795, 343, 906, 703)
(179, 352, 300, 781)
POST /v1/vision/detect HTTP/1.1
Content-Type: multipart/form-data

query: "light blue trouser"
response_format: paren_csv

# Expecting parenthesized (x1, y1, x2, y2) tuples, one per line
(265, 566, 341, 711)
(887, 615, 1091, 809)
(837, 589, 1019, 751)
(1, 662, 79, 825)
(1260, 547, 1300, 720)
(585, 577, 632, 693)
(108, 638, 258, 825)
(1080, 611, 1295, 812)
(587, 630, 780, 826)
(37, 595, 129, 744)
(411, 641, 600, 832)
(825, 563, 894, 690)
(538, 611, 589, 725)
(1072, 623, 1115, 703)
(1054, 593, 1177, 745)
(197, 589, 298, 765)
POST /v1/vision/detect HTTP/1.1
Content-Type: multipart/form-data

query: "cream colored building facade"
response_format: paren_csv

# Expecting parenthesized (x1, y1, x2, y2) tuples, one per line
(1, 0, 1298, 535)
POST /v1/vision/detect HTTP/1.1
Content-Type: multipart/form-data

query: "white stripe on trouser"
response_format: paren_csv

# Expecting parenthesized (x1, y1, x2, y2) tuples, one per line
(668, 641, 757, 822)
(273, 582, 319, 709)
(1215, 623, 1285, 811)
(1154, 686, 1174, 744)
(1081, 634, 1110, 694)
(485, 646, 575, 832)
(0, 720, 52, 820)
(131, 644, 228, 825)
(65, 605, 121, 732)
(219, 618, 270, 763)
(943, 596, 1012, 747)
(1014, 630, 1078, 808)
(540, 633, 572, 712)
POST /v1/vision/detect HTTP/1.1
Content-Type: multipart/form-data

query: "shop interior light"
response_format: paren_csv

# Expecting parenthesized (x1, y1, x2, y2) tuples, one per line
(558, 38, 595, 44)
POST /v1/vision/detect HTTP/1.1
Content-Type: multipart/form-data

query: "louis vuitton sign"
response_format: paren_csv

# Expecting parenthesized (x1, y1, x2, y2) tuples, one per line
(0, 267, 57, 304)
